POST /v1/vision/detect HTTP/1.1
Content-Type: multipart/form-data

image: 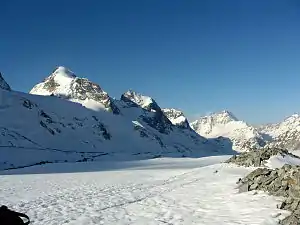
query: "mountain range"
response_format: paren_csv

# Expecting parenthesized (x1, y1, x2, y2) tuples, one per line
(0, 67, 233, 170)
(0, 66, 299, 170)
(191, 110, 300, 152)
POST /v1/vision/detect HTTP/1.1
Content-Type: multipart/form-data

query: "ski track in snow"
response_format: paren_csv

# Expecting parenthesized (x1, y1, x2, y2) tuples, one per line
(0, 157, 289, 225)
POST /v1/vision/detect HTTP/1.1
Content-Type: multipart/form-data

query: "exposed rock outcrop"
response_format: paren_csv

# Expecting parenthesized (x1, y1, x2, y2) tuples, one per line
(0, 73, 11, 91)
(162, 108, 190, 129)
(237, 165, 300, 224)
(120, 90, 173, 134)
(191, 110, 266, 152)
(226, 147, 300, 167)
(30, 66, 120, 114)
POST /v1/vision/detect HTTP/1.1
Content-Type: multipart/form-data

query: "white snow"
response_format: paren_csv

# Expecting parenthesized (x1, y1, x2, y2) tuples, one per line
(170, 115, 186, 125)
(52, 66, 75, 84)
(123, 90, 155, 109)
(191, 111, 265, 151)
(266, 154, 300, 169)
(29, 66, 110, 112)
(0, 156, 289, 224)
(0, 85, 234, 170)
(162, 108, 189, 128)
(30, 66, 75, 97)
(132, 120, 144, 128)
(260, 114, 300, 138)
(71, 98, 106, 111)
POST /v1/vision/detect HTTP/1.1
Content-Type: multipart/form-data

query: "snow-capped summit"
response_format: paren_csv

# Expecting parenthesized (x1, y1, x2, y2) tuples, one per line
(191, 110, 266, 151)
(162, 108, 190, 129)
(260, 114, 300, 150)
(260, 114, 300, 137)
(52, 66, 76, 78)
(190, 110, 240, 135)
(121, 90, 160, 112)
(0, 73, 11, 91)
(30, 66, 120, 114)
(204, 110, 238, 125)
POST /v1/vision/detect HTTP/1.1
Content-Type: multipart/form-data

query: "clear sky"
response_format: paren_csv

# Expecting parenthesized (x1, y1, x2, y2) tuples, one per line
(1, 0, 300, 124)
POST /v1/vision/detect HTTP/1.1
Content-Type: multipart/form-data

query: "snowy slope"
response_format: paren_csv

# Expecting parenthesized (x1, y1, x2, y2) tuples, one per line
(115, 91, 232, 156)
(0, 157, 288, 224)
(0, 71, 235, 170)
(261, 114, 300, 137)
(191, 111, 266, 152)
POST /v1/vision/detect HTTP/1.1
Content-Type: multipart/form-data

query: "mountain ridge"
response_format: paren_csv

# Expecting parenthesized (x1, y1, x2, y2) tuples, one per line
(191, 110, 300, 152)
(0, 66, 299, 171)
(0, 67, 235, 170)
(0, 73, 11, 91)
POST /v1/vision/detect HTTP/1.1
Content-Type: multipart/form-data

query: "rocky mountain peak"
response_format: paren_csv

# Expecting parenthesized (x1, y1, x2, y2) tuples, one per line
(283, 113, 300, 124)
(121, 90, 160, 112)
(191, 110, 239, 132)
(30, 67, 120, 114)
(162, 108, 190, 129)
(52, 66, 76, 79)
(211, 110, 239, 123)
(190, 110, 266, 152)
(0, 73, 11, 91)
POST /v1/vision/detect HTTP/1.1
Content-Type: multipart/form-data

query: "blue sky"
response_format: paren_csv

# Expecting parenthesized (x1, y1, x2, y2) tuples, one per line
(1, 0, 300, 124)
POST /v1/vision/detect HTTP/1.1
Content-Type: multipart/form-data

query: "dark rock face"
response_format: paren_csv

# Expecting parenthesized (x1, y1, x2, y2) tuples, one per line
(43, 76, 60, 92)
(71, 78, 120, 114)
(121, 90, 161, 112)
(162, 108, 191, 129)
(0, 73, 11, 91)
(266, 130, 300, 151)
(237, 165, 300, 224)
(121, 91, 173, 134)
(226, 147, 300, 167)
(140, 111, 173, 134)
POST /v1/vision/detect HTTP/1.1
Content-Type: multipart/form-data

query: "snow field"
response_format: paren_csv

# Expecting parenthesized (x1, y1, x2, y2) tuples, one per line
(0, 156, 289, 224)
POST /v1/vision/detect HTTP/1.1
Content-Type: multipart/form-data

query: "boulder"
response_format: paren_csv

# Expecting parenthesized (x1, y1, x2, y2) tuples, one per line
(238, 165, 300, 224)
(226, 147, 300, 167)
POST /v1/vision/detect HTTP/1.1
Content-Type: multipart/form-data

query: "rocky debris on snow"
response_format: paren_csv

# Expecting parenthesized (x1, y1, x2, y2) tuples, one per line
(226, 147, 300, 167)
(237, 165, 300, 224)
(22, 98, 37, 109)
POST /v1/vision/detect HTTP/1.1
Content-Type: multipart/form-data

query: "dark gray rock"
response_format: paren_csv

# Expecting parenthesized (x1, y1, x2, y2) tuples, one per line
(0, 73, 11, 91)
(238, 165, 300, 224)
(239, 183, 249, 193)
(226, 147, 300, 167)
(280, 214, 300, 225)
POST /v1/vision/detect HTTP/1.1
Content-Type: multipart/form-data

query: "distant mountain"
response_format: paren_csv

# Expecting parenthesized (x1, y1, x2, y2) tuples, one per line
(260, 114, 300, 150)
(3, 65, 300, 171)
(0, 67, 234, 170)
(191, 111, 266, 152)
(0, 73, 11, 91)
